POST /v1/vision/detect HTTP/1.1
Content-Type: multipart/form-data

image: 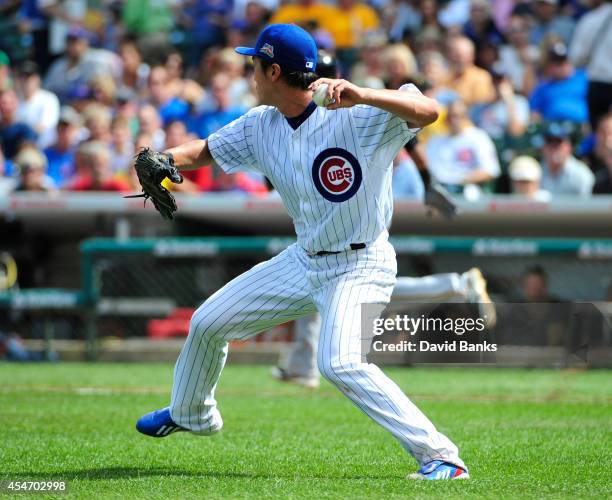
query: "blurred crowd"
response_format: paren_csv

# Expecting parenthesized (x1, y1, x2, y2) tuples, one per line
(0, 0, 611, 200)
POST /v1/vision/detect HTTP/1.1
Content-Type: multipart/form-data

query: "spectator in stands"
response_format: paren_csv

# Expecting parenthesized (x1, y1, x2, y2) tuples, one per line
(133, 132, 153, 152)
(100, 2, 127, 53)
(232, 1, 273, 47)
(463, 0, 505, 49)
(215, 48, 257, 110)
(425, 99, 501, 193)
(349, 31, 387, 89)
(498, 14, 539, 96)
(0, 51, 11, 91)
(15, 61, 59, 150)
(333, 0, 380, 70)
(471, 64, 530, 139)
(508, 155, 551, 201)
(14, 0, 50, 72)
(66, 141, 131, 192)
(164, 120, 212, 193)
(474, 39, 501, 73)
(148, 66, 189, 126)
(420, 52, 458, 106)
(392, 149, 425, 199)
(109, 116, 134, 174)
(210, 167, 268, 196)
(115, 88, 139, 136)
(569, 0, 612, 131)
(592, 114, 612, 194)
(13, 146, 56, 192)
(64, 83, 94, 113)
(384, 0, 420, 44)
(438, 0, 471, 28)
(592, 144, 612, 194)
(0, 148, 16, 195)
(118, 39, 150, 96)
(529, 0, 575, 45)
(43, 27, 115, 103)
(518, 264, 566, 345)
(445, 35, 495, 106)
(193, 73, 246, 138)
(164, 51, 205, 107)
(43, 106, 81, 187)
(0, 88, 37, 159)
(82, 104, 112, 144)
(414, 0, 445, 47)
(137, 104, 165, 150)
(529, 41, 588, 124)
(520, 265, 559, 303)
(121, 0, 175, 63)
(540, 122, 594, 196)
(413, 53, 455, 143)
(591, 112, 612, 173)
(270, 0, 337, 46)
(178, 0, 233, 67)
(383, 44, 418, 90)
(39, 0, 87, 57)
(90, 75, 117, 108)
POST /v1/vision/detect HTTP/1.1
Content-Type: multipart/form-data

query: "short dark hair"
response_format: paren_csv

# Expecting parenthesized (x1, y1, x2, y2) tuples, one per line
(523, 265, 548, 282)
(258, 58, 318, 90)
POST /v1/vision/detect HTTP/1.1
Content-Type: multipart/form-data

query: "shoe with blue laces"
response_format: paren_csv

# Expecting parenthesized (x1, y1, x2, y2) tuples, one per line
(136, 407, 187, 437)
(408, 460, 469, 480)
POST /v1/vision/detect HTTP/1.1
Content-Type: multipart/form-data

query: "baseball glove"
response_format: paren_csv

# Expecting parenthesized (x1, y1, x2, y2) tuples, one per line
(125, 148, 184, 220)
(424, 183, 459, 220)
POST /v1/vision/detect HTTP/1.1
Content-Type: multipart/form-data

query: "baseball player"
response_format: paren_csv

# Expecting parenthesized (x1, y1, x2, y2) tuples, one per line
(272, 51, 482, 388)
(135, 24, 469, 480)
(274, 268, 495, 388)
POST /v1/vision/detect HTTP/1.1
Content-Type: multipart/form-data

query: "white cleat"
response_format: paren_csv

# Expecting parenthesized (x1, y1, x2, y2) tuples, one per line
(271, 366, 320, 389)
(462, 267, 497, 329)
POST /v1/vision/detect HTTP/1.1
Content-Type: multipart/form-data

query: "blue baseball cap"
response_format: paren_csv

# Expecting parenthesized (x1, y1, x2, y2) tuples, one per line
(235, 24, 317, 73)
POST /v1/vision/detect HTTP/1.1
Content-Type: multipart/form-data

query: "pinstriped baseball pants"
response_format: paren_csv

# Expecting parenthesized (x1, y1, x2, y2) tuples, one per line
(283, 273, 467, 379)
(170, 238, 465, 468)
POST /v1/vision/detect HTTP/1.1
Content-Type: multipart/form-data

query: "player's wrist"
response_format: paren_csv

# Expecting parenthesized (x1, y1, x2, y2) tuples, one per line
(357, 87, 375, 106)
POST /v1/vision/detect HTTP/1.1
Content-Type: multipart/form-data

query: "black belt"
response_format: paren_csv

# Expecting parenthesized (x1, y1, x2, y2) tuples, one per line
(312, 243, 366, 256)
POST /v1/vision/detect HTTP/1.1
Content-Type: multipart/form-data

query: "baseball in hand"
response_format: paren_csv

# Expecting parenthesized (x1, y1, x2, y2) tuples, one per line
(312, 84, 335, 107)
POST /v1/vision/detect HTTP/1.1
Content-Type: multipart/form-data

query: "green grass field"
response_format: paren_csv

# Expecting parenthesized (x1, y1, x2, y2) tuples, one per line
(1, 364, 611, 499)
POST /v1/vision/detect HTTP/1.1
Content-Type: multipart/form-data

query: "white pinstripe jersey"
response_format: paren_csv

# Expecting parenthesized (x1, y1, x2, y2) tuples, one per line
(208, 85, 420, 253)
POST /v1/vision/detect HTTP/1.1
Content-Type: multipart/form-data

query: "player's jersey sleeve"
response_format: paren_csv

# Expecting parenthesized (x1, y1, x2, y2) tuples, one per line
(351, 83, 421, 168)
(207, 106, 265, 174)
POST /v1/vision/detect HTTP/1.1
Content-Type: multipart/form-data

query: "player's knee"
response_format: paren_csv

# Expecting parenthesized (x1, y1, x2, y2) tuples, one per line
(189, 307, 224, 342)
(317, 355, 350, 384)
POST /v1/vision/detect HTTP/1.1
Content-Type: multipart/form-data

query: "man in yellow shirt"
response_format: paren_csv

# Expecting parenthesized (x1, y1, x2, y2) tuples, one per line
(446, 36, 495, 106)
(333, 0, 380, 49)
(270, 0, 337, 43)
(271, 0, 379, 65)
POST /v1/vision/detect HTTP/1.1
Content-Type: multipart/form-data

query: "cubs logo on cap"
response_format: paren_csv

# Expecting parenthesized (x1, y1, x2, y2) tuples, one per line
(235, 24, 317, 73)
(312, 148, 362, 202)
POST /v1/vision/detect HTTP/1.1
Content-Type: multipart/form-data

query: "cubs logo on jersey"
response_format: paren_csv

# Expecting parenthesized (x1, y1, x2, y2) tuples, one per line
(312, 147, 363, 202)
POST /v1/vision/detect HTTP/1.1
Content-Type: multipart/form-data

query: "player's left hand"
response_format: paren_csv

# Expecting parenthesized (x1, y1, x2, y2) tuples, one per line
(309, 78, 367, 110)
(125, 148, 184, 220)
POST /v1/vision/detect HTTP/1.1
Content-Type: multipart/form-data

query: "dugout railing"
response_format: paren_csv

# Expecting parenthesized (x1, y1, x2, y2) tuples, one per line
(2, 236, 612, 365)
(74, 236, 612, 366)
